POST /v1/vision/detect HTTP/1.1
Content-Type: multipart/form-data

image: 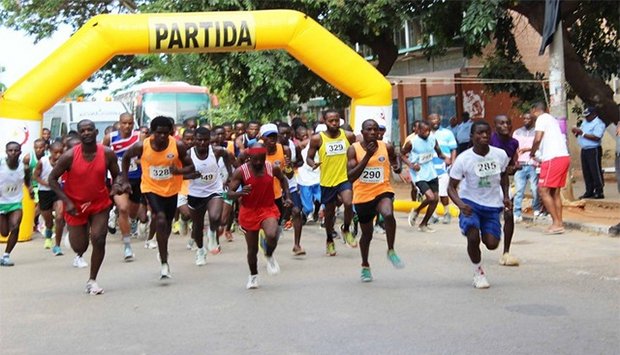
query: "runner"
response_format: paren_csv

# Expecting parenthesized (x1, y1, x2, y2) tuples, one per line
(213, 126, 237, 242)
(102, 112, 141, 261)
(296, 125, 322, 224)
(306, 109, 358, 255)
(448, 121, 511, 289)
(400, 120, 423, 204)
(490, 114, 520, 266)
(0, 141, 32, 266)
(34, 141, 66, 256)
(260, 123, 293, 226)
(227, 143, 292, 289)
(174, 129, 195, 248)
(48, 120, 125, 294)
(428, 113, 457, 224)
(347, 119, 404, 282)
(121, 116, 195, 279)
(23, 138, 46, 235)
(405, 120, 448, 232)
(186, 127, 233, 266)
(234, 120, 259, 158)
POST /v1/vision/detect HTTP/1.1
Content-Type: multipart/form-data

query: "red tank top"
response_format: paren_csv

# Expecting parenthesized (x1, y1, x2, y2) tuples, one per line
(239, 162, 276, 209)
(64, 144, 109, 203)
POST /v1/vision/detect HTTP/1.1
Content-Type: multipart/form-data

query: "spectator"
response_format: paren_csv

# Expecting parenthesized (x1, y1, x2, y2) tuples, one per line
(512, 112, 542, 221)
(455, 112, 473, 154)
(571, 107, 605, 199)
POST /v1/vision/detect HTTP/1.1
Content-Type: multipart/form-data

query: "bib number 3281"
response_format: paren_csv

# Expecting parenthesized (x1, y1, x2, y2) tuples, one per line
(325, 141, 346, 156)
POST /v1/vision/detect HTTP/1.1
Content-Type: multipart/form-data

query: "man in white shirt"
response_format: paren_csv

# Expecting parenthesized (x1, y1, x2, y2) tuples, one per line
(529, 102, 570, 234)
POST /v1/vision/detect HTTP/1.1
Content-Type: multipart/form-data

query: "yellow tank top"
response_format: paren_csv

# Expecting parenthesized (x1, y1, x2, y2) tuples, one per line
(318, 129, 349, 187)
(352, 141, 393, 204)
(265, 143, 285, 199)
(140, 136, 183, 197)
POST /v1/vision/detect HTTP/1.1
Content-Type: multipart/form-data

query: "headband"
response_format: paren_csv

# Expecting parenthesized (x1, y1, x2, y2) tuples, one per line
(246, 147, 267, 155)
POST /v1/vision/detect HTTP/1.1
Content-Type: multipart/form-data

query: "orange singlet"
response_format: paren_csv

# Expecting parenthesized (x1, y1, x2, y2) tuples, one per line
(140, 136, 183, 197)
(265, 143, 285, 199)
(352, 141, 394, 204)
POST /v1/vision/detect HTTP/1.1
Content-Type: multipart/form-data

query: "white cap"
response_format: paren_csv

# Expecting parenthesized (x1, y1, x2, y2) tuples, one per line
(375, 117, 387, 129)
(259, 123, 278, 137)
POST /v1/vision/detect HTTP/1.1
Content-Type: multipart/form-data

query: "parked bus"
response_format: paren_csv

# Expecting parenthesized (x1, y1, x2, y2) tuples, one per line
(113, 81, 212, 127)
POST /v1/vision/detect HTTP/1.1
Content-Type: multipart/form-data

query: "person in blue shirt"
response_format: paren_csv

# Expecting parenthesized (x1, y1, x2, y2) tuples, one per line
(429, 114, 457, 224)
(455, 112, 473, 154)
(571, 107, 606, 199)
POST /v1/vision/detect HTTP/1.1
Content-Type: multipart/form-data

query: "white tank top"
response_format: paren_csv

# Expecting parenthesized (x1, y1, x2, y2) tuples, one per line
(296, 145, 320, 186)
(188, 146, 223, 198)
(287, 139, 298, 192)
(38, 156, 54, 192)
(0, 158, 25, 204)
(216, 154, 228, 185)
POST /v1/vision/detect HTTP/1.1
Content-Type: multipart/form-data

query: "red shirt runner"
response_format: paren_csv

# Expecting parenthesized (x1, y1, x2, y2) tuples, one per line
(238, 162, 280, 231)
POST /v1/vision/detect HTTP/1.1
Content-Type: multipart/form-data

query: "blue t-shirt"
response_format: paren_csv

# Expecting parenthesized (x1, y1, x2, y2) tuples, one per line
(578, 117, 605, 149)
(409, 135, 438, 182)
(432, 128, 457, 175)
(455, 121, 473, 144)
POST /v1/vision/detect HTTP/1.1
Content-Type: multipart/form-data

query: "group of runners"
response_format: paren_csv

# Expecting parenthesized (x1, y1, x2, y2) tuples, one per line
(1, 104, 549, 294)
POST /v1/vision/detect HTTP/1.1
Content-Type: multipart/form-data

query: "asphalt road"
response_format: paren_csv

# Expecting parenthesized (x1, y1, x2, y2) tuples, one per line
(1, 214, 619, 354)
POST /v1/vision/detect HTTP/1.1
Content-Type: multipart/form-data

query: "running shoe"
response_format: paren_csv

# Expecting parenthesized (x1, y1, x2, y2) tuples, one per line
(0, 255, 14, 267)
(417, 225, 436, 233)
(283, 220, 293, 231)
(85, 280, 104, 295)
(360, 267, 373, 282)
(179, 220, 189, 237)
(44, 238, 53, 249)
(499, 253, 520, 267)
(429, 214, 440, 224)
(123, 244, 135, 261)
(306, 213, 315, 223)
(326, 242, 337, 256)
(107, 210, 117, 234)
(265, 255, 280, 275)
(130, 219, 138, 236)
(373, 224, 386, 235)
(387, 249, 405, 269)
(207, 230, 221, 255)
(138, 221, 149, 239)
(341, 225, 358, 248)
(44, 228, 53, 239)
(514, 215, 523, 223)
(292, 246, 306, 256)
(195, 247, 207, 266)
(145, 239, 158, 249)
(408, 209, 419, 227)
(258, 229, 267, 256)
(52, 245, 63, 256)
(186, 238, 196, 250)
(246, 274, 259, 289)
(442, 213, 452, 224)
(73, 255, 88, 268)
(230, 220, 238, 233)
(160, 263, 171, 279)
(473, 273, 490, 289)
(171, 220, 180, 235)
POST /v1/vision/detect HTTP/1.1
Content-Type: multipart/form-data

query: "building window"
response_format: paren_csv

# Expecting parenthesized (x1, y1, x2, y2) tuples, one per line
(428, 95, 456, 128)
(391, 99, 400, 147)
(406, 97, 422, 133)
(407, 19, 423, 47)
(394, 22, 407, 50)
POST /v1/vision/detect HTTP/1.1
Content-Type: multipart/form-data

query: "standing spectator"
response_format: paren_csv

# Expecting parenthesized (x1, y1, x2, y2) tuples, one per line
(571, 107, 606, 199)
(530, 102, 570, 234)
(455, 112, 473, 154)
(512, 113, 541, 221)
(616, 123, 620, 194)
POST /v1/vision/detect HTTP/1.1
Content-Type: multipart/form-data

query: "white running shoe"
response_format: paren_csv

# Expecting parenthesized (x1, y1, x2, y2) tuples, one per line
(442, 213, 451, 224)
(207, 230, 220, 255)
(145, 239, 158, 249)
(186, 238, 196, 250)
(73, 255, 88, 268)
(107, 209, 117, 234)
(160, 263, 171, 279)
(123, 244, 134, 261)
(138, 221, 149, 239)
(417, 225, 436, 233)
(473, 272, 490, 289)
(195, 248, 207, 266)
(246, 274, 259, 289)
(85, 280, 104, 295)
(265, 255, 280, 276)
(408, 209, 419, 227)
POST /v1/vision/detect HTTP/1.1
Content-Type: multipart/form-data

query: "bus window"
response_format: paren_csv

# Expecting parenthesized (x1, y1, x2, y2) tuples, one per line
(142, 92, 209, 126)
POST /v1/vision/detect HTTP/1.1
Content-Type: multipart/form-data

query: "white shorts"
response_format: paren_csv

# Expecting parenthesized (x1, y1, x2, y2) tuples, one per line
(177, 194, 188, 208)
(438, 173, 449, 197)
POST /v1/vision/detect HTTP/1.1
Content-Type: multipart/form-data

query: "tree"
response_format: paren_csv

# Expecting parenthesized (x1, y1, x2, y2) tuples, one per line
(0, 65, 6, 92)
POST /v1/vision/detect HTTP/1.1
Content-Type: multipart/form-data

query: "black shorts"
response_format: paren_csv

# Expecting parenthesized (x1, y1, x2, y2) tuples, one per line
(144, 193, 177, 222)
(290, 190, 302, 210)
(188, 193, 221, 211)
(38, 190, 58, 211)
(320, 181, 352, 205)
(128, 179, 143, 204)
(354, 192, 394, 224)
(415, 178, 439, 195)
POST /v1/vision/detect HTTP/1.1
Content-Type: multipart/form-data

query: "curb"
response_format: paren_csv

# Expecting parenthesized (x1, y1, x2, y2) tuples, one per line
(522, 215, 619, 236)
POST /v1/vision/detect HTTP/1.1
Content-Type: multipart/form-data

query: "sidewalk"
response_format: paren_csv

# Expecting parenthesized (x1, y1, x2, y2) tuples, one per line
(391, 172, 620, 236)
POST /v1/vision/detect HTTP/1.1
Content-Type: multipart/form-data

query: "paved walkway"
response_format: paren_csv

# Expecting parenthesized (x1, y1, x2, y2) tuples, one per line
(2, 213, 618, 354)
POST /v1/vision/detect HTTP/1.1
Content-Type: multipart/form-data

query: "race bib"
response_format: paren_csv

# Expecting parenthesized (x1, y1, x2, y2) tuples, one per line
(360, 167, 384, 183)
(325, 140, 346, 156)
(149, 165, 172, 180)
(3, 184, 20, 195)
(474, 158, 501, 178)
(200, 172, 217, 183)
(418, 152, 433, 164)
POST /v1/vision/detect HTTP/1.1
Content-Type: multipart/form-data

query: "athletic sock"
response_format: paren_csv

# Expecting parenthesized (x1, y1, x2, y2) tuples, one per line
(123, 236, 131, 245)
(3, 252, 9, 258)
(473, 262, 482, 274)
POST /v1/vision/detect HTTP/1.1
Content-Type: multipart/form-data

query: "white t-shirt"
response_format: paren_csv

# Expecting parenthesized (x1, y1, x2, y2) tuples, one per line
(297, 145, 320, 186)
(535, 113, 569, 161)
(449, 146, 509, 208)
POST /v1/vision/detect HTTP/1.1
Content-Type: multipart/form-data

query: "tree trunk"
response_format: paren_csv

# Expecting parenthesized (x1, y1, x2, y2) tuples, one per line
(366, 33, 399, 76)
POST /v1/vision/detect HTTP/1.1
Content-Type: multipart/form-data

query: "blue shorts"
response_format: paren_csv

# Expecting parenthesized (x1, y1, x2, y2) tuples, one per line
(458, 199, 503, 240)
(299, 184, 321, 216)
(320, 181, 352, 205)
(290, 190, 303, 210)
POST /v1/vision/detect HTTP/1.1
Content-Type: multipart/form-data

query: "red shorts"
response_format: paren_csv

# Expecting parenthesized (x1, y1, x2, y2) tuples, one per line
(539, 156, 570, 188)
(64, 198, 112, 226)
(238, 205, 280, 232)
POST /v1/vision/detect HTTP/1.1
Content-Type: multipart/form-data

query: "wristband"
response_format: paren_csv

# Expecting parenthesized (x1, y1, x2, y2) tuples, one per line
(221, 191, 228, 200)
(284, 166, 293, 174)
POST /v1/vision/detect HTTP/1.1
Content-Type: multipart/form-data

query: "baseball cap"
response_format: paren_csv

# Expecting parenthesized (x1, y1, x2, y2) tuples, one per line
(583, 107, 596, 116)
(375, 117, 387, 129)
(259, 123, 278, 137)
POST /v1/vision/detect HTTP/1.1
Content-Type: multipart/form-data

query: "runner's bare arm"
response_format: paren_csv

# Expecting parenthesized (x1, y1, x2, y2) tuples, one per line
(347, 143, 375, 182)
(400, 140, 414, 169)
(34, 160, 47, 187)
(447, 177, 471, 216)
(501, 171, 512, 210)
(386, 143, 402, 174)
(121, 141, 143, 184)
(48, 149, 75, 214)
(226, 168, 251, 199)
(345, 131, 357, 145)
(305, 133, 322, 170)
(529, 131, 544, 159)
(434, 140, 447, 161)
(102, 133, 111, 147)
(105, 147, 125, 195)
(273, 166, 293, 207)
(173, 140, 195, 175)
(282, 145, 294, 179)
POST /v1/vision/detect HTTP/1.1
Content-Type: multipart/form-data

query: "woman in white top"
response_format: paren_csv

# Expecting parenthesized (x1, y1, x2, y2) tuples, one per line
(185, 127, 233, 265)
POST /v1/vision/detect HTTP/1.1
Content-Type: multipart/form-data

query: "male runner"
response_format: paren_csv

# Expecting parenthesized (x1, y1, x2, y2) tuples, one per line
(306, 109, 358, 255)
(227, 143, 292, 289)
(448, 121, 510, 289)
(0, 142, 32, 266)
(48, 120, 125, 294)
(23, 138, 46, 235)
(102, 112, 141, 261)
(121, 116, 194, 279)
(347, 119, 404, 282)
(186, 127, 232, 266)
(213, 126, 237, 242)
(428, 113, 457, 224)
(490, 115, 520, 266)
(234, 120, 259, 158)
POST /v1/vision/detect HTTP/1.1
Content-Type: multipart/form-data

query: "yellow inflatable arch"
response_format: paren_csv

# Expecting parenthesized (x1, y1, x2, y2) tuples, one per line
(0, 10, 446, 242)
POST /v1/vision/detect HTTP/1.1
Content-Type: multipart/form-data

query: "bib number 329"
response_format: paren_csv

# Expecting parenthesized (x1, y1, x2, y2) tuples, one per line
(325, 141, 346, 156)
